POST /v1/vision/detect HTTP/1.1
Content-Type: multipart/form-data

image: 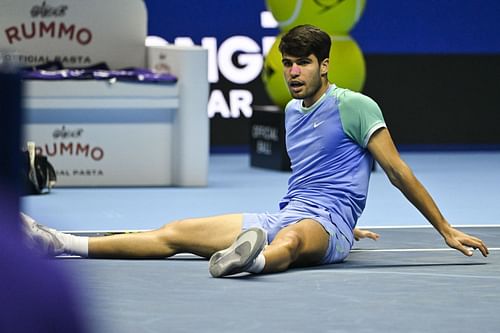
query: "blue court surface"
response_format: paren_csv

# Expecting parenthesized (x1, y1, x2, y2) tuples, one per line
(21, 152, 500, 333)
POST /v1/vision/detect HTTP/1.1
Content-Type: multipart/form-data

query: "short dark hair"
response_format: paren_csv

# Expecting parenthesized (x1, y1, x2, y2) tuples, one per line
(279, 24, 331, 62)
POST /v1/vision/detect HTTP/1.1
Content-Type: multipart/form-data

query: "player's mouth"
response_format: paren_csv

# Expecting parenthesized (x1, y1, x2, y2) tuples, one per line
(288, 80, 305, 93)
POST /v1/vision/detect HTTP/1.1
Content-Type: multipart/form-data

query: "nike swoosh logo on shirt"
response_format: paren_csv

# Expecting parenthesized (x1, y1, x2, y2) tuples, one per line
(313, 120, 325, 128)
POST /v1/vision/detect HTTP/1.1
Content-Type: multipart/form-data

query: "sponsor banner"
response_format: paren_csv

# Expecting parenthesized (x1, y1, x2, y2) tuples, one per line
(0, 0, 146, 68)
(23, 79, 179, 186)
(23, 123, 173, 186)
(153, 11, 280, 147)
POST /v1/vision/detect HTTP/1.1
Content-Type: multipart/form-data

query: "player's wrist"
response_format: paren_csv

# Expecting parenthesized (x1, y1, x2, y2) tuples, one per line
(437, 221, 454, 239)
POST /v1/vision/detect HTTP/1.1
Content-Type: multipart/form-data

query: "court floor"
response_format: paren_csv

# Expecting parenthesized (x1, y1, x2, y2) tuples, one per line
(21, 152, 500, 333)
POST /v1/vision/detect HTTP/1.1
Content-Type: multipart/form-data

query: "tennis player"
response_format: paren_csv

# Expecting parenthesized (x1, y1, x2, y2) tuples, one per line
(21, 25, 489, 278)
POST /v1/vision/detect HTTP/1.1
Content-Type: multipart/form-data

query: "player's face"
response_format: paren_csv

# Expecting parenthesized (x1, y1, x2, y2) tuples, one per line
(282, 53, 329, 107)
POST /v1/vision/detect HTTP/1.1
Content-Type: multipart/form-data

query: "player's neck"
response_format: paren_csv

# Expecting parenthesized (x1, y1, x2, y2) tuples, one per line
(303, 82, 330, 108)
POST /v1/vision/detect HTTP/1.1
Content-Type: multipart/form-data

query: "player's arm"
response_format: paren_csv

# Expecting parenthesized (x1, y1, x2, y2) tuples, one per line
(366, 127, 489, 257)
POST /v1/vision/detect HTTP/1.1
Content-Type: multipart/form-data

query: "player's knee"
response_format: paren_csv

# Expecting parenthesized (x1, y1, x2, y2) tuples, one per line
(156, 220, 182, 246)
(275, 230, 303, 262)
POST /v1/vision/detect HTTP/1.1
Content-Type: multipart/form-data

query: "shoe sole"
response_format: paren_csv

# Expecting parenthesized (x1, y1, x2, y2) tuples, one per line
(20, 213, 64, 256)
(209, 228, 267, 278)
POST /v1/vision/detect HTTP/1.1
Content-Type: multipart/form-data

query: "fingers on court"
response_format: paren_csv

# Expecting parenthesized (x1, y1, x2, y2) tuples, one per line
(456, 244, 474, 257)
(472, 241, 489, 257)
(356, 231, 379, 241)
(463, 238, 489, 257)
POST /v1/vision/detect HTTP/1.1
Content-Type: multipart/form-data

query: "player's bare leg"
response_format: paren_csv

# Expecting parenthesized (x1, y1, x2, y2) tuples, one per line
(89, 214, 243, 259)
(21, 212, 243, 259)
(261, 219, 330, 273)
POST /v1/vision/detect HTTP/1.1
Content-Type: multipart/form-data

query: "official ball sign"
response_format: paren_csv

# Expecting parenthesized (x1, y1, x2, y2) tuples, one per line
(0, 0, 147, 68)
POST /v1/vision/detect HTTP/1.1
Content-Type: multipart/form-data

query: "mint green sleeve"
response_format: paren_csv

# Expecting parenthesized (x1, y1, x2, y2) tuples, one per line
(338, 91, 386, 148)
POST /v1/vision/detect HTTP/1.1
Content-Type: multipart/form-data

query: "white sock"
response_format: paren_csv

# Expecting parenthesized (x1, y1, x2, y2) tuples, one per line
(246, 252, 266, 274)
(59, 233, 89, 257)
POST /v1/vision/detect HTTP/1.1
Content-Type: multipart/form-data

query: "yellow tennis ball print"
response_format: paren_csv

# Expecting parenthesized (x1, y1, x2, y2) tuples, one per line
(266, 0, 366, 35)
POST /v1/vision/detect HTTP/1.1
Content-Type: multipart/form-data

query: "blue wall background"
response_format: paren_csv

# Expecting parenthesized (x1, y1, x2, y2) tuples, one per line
(144, 0, 500, 148)
(355, 0, 500, 54)
(145, 0, 500, 54)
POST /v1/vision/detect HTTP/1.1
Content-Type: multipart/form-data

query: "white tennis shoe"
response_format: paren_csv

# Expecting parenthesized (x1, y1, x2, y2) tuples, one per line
(209, 227, 267, 278)
(20, 212, 65, 256)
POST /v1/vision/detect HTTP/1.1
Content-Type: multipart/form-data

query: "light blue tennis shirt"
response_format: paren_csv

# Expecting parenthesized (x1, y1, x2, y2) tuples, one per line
(279, 84, 386, 244)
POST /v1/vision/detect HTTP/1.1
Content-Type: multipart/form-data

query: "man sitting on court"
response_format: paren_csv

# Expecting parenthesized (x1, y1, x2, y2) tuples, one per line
(21, 25, 489, 278)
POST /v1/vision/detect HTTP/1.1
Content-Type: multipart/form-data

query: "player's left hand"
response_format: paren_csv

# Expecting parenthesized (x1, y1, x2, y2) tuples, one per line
(354, 228, 380, 241)
(443, 227, 489, 257)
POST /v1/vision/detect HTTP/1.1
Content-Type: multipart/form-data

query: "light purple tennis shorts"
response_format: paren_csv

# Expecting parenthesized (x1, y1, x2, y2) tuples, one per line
(242, 200, 352, 265)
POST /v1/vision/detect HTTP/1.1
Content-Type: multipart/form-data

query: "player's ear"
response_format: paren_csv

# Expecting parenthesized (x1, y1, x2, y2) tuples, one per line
(320, 58, 329, 76)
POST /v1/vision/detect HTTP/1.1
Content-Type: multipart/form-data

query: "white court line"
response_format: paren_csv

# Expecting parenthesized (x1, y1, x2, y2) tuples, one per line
(334, 270, 500, 280)
(57, 248, 498, 261)
(64, 229, 149, 234)
(351, 247, 500, 253)
(357, 224, 500, 229)
(65, 224, 500, 234)
(57, 248, 499, 259)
